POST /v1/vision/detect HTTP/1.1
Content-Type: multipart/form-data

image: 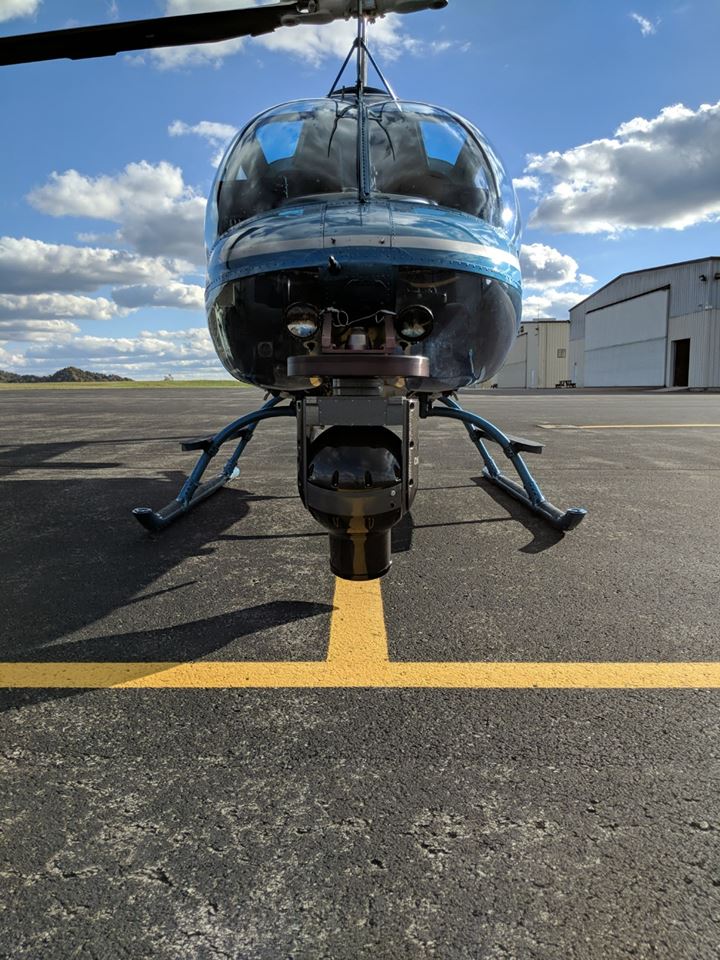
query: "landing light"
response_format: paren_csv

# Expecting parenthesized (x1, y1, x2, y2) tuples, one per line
(286, 302, 320, 340)
(396, 304, 434, 342)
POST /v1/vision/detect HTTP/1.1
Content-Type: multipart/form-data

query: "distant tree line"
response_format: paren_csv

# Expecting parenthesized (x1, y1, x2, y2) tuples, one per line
(0, 366, 132, 383)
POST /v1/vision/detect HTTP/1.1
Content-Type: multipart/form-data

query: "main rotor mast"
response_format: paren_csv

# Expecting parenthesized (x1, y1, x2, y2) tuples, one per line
(327, 0, 397, 99)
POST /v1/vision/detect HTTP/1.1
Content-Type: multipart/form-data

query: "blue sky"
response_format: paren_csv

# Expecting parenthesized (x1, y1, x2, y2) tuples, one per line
(1, 0, 718, 378)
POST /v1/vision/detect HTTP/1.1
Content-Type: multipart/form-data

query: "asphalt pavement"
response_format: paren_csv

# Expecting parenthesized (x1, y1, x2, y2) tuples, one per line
(1, 387, 719, 959)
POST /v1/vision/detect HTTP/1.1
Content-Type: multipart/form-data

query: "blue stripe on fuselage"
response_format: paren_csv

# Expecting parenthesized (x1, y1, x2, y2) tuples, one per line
(206, 199, 522, 301)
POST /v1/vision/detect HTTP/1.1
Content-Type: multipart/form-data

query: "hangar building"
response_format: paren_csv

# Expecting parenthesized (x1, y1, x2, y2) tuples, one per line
(494, 319, 569, 388)
(569, 258, 720, 389)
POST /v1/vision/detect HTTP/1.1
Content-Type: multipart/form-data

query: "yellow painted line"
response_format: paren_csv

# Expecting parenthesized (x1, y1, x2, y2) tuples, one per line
(2, 661, 720, 689)
(539, 423, 720, 431)
(327, 577, 389, 665)
(4, 579, 720, 689)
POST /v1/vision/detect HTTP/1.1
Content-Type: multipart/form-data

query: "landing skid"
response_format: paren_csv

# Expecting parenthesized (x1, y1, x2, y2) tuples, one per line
(132, 392, 586, 542)
(425, 395, 587, 532)
(132, 395, 295, 533)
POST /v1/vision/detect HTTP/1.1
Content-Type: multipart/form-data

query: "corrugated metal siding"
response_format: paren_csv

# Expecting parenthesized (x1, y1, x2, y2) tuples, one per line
(569, 338, 584, 384)
(496, 330, 527, 387)
(668, 310, 720, 388)
(495, 322, 569, 387)
(570, 259, 720, 342)
(584, 289, 668, 387)
(711, 309, 720, 388)
(586, 341, 668, 387)
(526, 327, 540, 386)
(502, 332, 528, 367)
(586, 290, 668, 349)
(540, 321, 570, 386)
(498, 361, 527, 387)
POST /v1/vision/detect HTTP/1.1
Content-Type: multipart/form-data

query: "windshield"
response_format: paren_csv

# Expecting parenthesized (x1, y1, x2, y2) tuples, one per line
(206, 98, 520, 246)
(212, 99, 358, 237)
(368, 101, 517, 238)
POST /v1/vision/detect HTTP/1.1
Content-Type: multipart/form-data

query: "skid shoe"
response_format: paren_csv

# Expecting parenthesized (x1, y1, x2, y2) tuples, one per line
(132, 395, 296, 532)
(425, 395, 586, 532)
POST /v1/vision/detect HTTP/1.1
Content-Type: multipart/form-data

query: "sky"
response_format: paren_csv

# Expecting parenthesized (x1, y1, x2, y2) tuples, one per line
(0, 0, 719, 379)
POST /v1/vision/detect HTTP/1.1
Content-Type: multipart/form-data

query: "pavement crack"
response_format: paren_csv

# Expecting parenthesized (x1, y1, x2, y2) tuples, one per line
(142, 865, 174, 887)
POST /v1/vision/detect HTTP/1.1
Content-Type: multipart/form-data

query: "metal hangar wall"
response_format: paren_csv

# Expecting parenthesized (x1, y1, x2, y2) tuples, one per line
(492, 320, 570, 389)
(569, 258, 720, 389)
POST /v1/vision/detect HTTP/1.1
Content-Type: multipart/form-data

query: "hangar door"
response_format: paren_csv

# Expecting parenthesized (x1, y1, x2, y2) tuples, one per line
(497, 333, 527, 387)
(585, 289, 668, 387)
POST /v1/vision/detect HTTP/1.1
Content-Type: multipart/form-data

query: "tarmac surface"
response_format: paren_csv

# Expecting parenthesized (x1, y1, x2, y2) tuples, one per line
(1, 387, 719, 959)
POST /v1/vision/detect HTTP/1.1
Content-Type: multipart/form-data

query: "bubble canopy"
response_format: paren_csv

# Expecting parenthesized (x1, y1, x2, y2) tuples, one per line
(206, 97, 520, 248)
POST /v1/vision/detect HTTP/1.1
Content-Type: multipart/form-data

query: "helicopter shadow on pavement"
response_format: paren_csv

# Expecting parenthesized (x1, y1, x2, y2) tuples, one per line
(470, 476, 564, 554)
(216, 505, 514, 557)
(218, 517, 417, 552)
(0, 435, 244, 479)
(0, 439, 125, 477)
(0, 457, 332, 713)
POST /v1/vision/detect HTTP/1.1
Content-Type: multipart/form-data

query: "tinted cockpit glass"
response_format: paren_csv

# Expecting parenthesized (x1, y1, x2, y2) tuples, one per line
(368, 101, 517, 238)
(206, 97, 520, 249)
(214, 99, 358, 235)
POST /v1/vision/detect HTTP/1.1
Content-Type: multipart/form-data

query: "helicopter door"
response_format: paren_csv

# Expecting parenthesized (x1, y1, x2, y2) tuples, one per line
(323, 202, 392, 249)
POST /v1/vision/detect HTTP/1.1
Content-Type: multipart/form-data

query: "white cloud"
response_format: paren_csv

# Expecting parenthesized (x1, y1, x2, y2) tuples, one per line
(169, 119, 237, 145)
(2, 321, 231, 378)
(169, 119, 237, 165)
(522, 289, 586, 321)
(28, 161, 206, 264)
(519, 243, 595, 319)
(0, 293, 125, 321)
(3, 150, 212, 375)
(143, 1, 268, 68)
(512, 176, 540, 193)
(165, 0, 238, 10)
(255, 15, 407, 68)
(520, 243, 585, 289)
(111, 282, 204, 310)
(630, 12, 658, 36)
(0, 237, 183, 294)
(0, 0, 40, 22)
(145, 37, 244, 70)
(525, 100, 720, 234)
(0, 319, 80, 343)
(0, 344, 27, 368)
(262, 13, 456, 67)
(21, 326, 226, 378)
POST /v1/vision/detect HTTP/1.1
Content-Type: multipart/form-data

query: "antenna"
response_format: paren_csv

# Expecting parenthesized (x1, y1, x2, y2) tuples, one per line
(358, 0, 368, 90)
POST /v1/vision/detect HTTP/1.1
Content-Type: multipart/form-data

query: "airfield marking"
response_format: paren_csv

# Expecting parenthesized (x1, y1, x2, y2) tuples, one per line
(2, 660, 720, 689)
(2, 575, 720, 688)
(327, 576, 389, 665)
(538, 423, 720, 430)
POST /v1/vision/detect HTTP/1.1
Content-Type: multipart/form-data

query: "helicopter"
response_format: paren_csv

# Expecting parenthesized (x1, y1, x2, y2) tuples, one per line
(0, 0, 586, 581)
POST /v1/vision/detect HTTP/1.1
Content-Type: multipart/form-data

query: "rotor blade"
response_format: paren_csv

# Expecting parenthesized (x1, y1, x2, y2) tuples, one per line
(0, 2, 299, 67)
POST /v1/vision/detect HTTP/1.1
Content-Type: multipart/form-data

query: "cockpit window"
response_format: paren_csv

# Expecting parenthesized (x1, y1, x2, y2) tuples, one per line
(255, 120, 303, 163)
(418, 119, 465, 166)
(214, 100, 358, 235)
(205, 97, 520, 249)
(368, 101, 508, 231)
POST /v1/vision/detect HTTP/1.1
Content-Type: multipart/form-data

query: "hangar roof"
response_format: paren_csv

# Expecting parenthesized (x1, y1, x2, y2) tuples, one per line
(570, 256, 720, 315)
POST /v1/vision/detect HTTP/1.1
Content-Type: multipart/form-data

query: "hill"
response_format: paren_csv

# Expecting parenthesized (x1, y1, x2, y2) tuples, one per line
(0, 366, 132, 383)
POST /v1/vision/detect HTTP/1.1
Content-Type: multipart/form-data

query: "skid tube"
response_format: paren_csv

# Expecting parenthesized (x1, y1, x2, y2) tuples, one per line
(132, 395, 296, 533)
(425, 395, 587, 532)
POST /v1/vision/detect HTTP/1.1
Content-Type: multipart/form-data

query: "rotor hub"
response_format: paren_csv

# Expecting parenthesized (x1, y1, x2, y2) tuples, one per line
(282, 1, 448, 26)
